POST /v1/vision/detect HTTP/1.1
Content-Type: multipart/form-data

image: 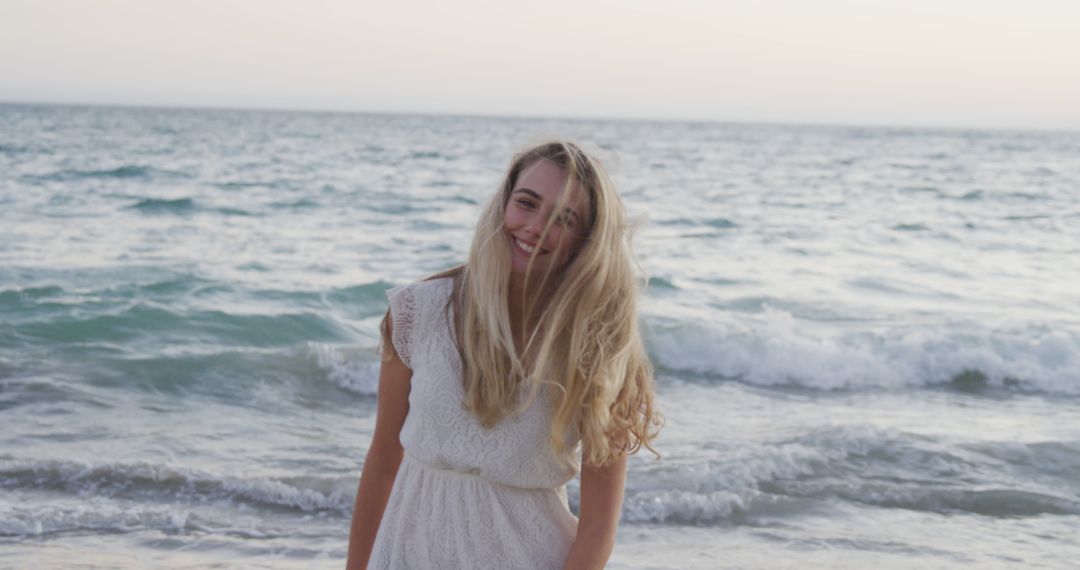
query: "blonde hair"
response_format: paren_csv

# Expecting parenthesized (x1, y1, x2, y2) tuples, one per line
(383, 140, 661, 467)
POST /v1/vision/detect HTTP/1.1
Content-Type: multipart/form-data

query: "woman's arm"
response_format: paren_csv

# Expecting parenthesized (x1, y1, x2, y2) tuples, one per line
(345, 344, 412, 570)
(562, 449, 628, 570)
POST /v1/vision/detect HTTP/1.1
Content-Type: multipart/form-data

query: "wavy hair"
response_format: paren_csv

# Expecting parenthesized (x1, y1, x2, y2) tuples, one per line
(383, 140, 661, 467)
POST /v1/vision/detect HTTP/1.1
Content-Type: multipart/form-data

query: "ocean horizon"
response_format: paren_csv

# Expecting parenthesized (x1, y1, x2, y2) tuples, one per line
(6, 99, 1079, 137)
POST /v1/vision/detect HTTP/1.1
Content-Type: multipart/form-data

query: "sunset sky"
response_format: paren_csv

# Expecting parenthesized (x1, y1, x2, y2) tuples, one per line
(2, 0, 1078, 130)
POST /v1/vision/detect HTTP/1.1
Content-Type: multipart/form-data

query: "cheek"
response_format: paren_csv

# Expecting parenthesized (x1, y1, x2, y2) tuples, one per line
(501, 208, 517, 230)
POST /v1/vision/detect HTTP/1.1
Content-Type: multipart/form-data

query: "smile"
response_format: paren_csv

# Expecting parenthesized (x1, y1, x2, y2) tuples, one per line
(514, 238, 546, 255)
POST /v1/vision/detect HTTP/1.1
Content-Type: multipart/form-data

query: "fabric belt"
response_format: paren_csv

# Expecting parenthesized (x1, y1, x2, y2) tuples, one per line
(402, 453, 556, 492)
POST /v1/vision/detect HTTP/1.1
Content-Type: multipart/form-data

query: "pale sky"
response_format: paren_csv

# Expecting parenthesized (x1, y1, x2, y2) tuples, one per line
(2, 0, 1079, 130)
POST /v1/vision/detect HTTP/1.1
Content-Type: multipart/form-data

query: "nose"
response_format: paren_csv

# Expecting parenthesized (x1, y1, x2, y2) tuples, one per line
(524, 215, 544, 237)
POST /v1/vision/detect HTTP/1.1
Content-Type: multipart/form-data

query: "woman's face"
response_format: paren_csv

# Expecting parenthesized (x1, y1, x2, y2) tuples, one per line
(502, 159, 590, 277)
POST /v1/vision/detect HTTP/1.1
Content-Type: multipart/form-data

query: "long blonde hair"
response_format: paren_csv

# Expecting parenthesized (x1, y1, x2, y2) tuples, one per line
(384, 140, 661, 467)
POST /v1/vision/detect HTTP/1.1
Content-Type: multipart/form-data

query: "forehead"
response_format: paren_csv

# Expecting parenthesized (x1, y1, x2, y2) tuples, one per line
(513, 159, 589, 215)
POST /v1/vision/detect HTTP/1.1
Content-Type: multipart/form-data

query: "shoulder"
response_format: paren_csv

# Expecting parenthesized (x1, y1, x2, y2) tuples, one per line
(383, 276, 455, 367)
(419, 274, 455, 293)
(387, 275, 454, 311)
(390, 274, 453, 296)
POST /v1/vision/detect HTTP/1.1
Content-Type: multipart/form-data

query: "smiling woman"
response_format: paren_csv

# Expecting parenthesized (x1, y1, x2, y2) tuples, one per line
(346, 140, 662, 570)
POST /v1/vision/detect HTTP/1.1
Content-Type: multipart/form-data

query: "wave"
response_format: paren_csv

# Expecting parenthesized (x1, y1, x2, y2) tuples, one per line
(656, 217, 739, 229)
(961, 440, 1080, 479)
(0, 495, 288, 539)
(952, 189, 1051, 203)
(123, 197, 258, 216)
(268, 198, 319, 209)
(2, 276, 391, 314)
(126, 197, 197, 213)
(0, 472, 350, 539)
(8, 273, 1078, 397)
(23, 165, 192, 182)
(85, 165, 161, 179)
(217, 180, 292, 191)
(829, 487, 1080, 517)
(1, 343, 380, 406)
(0, 284, 66, 307)
(646, 276, 678, 291)
(9, 284, 1079, 398)
(3, 277, 390, 399)
(16, 301, 349, 347)
(0, 457, 355, 529)
(4, 277, 392, 350)
(645, 310, 1080, 395)
(0, 143, 33, 154)
(609, 426, 1080, 524)
(5, 430, 1077, 534)
(959, 190, 985, 201)
(0, 501, 204, 538)
(305, 343, 380, 396)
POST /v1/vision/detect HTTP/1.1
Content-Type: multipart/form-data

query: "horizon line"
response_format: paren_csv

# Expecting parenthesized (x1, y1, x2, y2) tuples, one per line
(2, 98, 1077, 136)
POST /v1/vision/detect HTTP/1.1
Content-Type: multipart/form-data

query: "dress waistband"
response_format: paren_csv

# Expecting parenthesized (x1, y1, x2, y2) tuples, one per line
(402, 454, 555, 492)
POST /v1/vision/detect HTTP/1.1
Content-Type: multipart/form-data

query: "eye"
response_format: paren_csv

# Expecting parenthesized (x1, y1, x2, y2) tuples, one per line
(555, 213, 575, 227)
(515, 198, 535, 210)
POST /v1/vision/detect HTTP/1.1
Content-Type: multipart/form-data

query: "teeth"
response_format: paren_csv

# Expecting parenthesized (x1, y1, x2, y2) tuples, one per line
(515, 239, 535, 254)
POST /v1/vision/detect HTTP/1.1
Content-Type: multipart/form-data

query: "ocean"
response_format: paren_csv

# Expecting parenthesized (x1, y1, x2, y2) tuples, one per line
(1, 103, 1078, 569)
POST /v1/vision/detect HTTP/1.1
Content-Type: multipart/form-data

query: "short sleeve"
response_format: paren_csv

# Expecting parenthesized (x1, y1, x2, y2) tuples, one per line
(386, 283, 417, 369)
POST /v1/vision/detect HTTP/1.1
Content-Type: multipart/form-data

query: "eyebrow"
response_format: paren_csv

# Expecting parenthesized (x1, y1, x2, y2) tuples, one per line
(513, 188, 583, 224)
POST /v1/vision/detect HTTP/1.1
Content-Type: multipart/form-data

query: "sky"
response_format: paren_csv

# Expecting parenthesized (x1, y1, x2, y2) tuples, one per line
(2, 0, 1079, 130)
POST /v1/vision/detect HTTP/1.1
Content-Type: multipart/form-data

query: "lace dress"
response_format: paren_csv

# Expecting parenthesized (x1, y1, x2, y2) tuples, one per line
(368, 277, 580, 569)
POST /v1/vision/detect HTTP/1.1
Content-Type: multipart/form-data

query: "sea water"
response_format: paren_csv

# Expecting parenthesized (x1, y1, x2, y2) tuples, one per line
(1, 103, 1079, 569)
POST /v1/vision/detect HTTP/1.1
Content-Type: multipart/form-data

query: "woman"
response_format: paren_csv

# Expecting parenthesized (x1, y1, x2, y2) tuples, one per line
(346, 140, 661, 569)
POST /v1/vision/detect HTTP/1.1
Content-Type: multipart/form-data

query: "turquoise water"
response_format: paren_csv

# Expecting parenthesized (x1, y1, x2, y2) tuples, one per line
(2, 103, 1079, 568)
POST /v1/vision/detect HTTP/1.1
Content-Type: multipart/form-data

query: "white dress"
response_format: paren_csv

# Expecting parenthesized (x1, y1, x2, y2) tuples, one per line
(368, 277, 580, 570)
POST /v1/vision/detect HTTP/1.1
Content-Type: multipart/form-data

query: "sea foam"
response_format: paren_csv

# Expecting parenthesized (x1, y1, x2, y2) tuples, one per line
(646, 308, 1080, 394)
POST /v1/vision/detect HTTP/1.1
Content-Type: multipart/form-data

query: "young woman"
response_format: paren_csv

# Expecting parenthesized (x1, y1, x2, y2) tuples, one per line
(346, 140, 661, 569)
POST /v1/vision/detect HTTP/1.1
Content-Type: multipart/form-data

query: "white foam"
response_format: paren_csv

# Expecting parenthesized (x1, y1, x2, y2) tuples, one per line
(0, 499, 195, 537)
(220, 474, 355, 513)
(305, 342, 380, 396)
(0, 456, 356, 521)
(613, 422, 1080, 523)
(646, 308, 1080, 393)
(623, 489, 748, 523)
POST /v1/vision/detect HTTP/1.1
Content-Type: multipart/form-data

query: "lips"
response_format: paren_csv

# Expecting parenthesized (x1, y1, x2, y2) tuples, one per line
(512, 236, 547, 256)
